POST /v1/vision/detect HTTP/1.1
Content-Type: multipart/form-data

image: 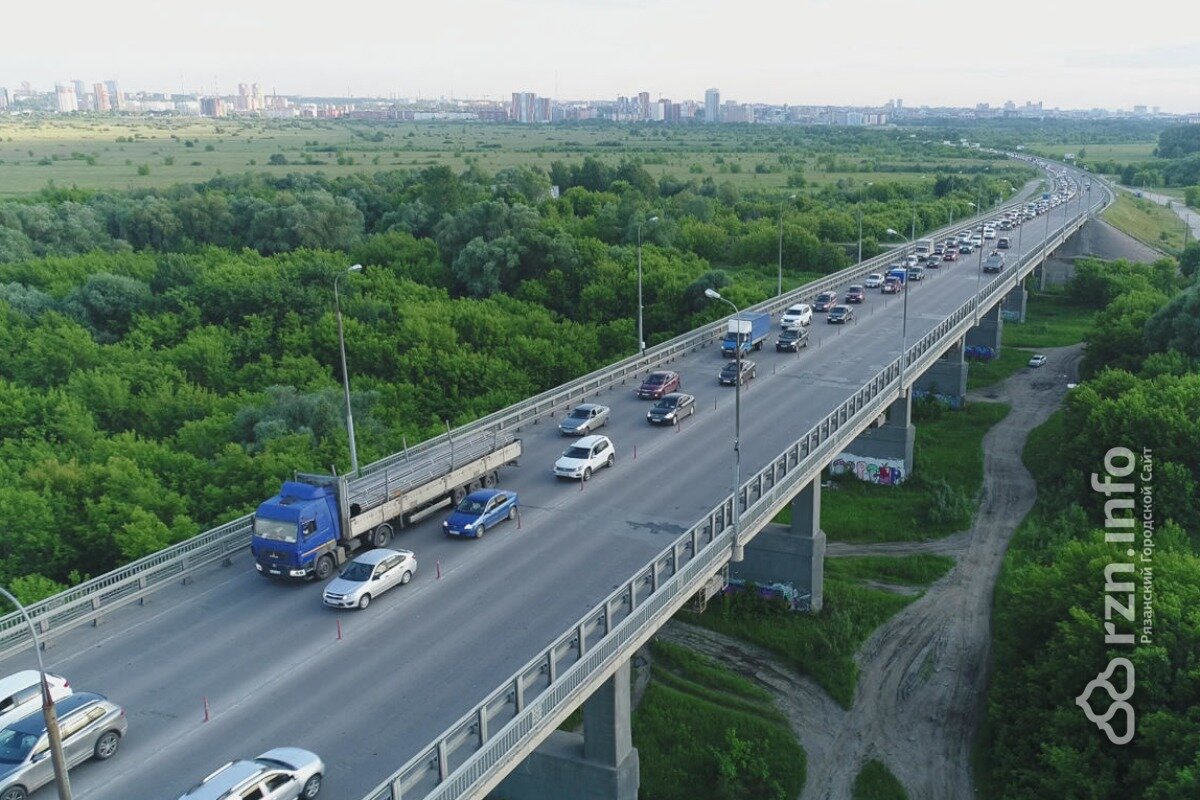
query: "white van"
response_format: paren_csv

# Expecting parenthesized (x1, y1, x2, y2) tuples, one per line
(0, 670, 72, 730)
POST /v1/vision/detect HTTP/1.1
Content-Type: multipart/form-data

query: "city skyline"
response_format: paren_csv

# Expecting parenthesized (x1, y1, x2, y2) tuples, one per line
(5, 0, 1199, 113)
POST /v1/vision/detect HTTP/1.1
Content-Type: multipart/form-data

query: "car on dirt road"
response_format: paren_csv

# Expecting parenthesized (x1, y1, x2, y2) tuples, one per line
(1027, 354, 1048, 368)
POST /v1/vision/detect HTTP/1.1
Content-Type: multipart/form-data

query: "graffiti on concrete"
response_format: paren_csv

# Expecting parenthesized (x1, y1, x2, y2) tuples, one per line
(829, 454, 906, 485)
(965, 344, 996, 360)
(913, 389, 964, 409)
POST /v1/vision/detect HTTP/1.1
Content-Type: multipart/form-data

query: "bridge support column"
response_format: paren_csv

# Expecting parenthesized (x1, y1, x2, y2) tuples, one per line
(833, 391, 915, 483)
(730, 479, 826, 613)
(1003, 283, 1028, 323)
(967, 303, 1003, 357)
(914, 338, 967, 407)
(495, 661, 639, 800)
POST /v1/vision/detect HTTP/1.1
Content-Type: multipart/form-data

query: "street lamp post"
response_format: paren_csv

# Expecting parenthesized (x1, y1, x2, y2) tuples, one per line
(885, 229, 912, 389)
(637, 216, 659, 354)
(778, 194, 796, 296)
(0, 587, 72, 800)
(334, 264, 363, 476)
(704, 288, 744, 563)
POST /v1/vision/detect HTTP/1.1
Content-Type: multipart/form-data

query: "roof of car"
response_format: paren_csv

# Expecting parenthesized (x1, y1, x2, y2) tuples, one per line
(8, 692, 106, 734)
(658, 392, 693, 402)
(181, 759, 265, 800)
(349, 548, 407, 566)
(573, 435, 609, 447)
(571, 403, 606, 412)
(644, 371, 676, 380)
(463, 488, 504, 503)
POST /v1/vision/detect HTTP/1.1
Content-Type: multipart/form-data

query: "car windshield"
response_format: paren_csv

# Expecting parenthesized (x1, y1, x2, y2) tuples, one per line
(567, 409, 590, 420)
(564, 446, 591, 459)
(340, 561, 374, 582)
(655, 398, 678, 409)
(254, 516, 297, 543)
(456, 497, 487, 514)
(0, 727, 38, 764)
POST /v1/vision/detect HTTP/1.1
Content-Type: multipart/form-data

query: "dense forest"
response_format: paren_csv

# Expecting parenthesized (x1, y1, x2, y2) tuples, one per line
(981, 255, 1200, 799)
(0, 148, 1033, 601)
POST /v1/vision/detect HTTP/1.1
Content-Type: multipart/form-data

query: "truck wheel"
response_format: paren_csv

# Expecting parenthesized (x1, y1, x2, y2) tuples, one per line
(314, 555, 334, 581)
(452, 486, 467, 504)
(372, 525, 392, 549)
(469, 479, 483, 493)
(484, 471, 499, 488)
(358, 594, 371, 610)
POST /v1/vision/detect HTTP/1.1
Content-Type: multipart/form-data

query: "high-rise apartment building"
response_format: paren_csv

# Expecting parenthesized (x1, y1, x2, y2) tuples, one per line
(705, 88, 720, 122)
(93, 82, 110, 111)
(510, 92, 551, 123)
(72, 79, 87, 104)
(55, 84, 78, 112)
(105, 80, 123, 110)
(200, 96, 226, 117)
(637, 91, 650, 120)
(0, 88, 8, 110)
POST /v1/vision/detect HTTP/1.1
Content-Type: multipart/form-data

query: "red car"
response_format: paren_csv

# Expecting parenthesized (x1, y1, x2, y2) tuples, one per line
(942, 251, 958, 262)
(844, 285, 866, 304)
(637, 370, 682, 399)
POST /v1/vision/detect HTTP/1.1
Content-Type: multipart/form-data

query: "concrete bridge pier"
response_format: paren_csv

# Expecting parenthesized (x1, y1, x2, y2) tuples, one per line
(731, 478, 826, 612)
(495, 662, 639, 800)
(840, 390, 915, 479)
(1003, 283, 1028, 323)
(966, 303, 1004, 356)
(914, 338, 967, 406)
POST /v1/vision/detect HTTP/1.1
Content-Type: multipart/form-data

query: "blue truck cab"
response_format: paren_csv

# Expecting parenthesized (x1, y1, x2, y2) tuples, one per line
(252, 481, 340, 579)
(887, 267, 908, 284)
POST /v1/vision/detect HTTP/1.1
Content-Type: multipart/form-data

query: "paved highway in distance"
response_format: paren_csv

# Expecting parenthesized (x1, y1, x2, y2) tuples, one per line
(1, 169, 1099, 799)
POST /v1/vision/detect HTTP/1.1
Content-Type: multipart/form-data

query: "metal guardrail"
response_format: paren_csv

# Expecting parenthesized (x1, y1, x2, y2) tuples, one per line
(0, 165, 1071, 660)
(357, 179, 1110, 800)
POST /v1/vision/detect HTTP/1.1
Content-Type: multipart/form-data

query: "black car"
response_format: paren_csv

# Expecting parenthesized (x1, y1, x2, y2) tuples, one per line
(776, 327, 809, 352)
(844, 285, 865, 303)
(646, 392, 696, 425)
(718, 359, 757, 386)
(827, 305, 854, 324)
(926, 255, 942, 268)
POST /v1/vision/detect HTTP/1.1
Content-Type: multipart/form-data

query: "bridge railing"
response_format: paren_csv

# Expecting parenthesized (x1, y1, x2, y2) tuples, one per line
(358, 184, 1108, 800)
(0, 169, 1067, 660)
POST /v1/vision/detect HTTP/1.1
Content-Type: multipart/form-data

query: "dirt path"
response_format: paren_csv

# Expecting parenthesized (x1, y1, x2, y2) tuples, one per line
(662, 343, 1083, 799)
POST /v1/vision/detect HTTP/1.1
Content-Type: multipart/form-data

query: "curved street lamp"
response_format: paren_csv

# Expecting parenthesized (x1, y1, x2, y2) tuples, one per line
(334, 264, 363, 476)
(778, 194, 796, 296)
(0, 586, 72, 800)
(704, 287, 744, 563)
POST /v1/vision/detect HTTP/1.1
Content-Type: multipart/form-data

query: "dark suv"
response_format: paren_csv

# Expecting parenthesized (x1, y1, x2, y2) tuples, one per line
(813, 291, 838, 312)
(776, 326, 810, 352)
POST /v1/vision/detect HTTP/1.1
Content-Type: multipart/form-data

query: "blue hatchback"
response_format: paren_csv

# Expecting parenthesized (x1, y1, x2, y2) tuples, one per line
(443, 489, 519, 538)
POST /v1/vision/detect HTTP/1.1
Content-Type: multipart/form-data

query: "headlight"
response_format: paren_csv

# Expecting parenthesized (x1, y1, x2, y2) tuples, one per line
(442, 520, 449, 528)
(464, 523, 474, 530)
(665, 412, 675, 419)
(255, 563, 263, 572)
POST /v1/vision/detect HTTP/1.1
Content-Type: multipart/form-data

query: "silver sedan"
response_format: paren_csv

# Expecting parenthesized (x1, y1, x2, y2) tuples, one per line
(559, 403, 610, 436)
(322, 549, 417, 610)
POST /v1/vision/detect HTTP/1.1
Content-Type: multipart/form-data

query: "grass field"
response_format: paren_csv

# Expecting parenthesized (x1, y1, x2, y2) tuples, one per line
(634, 640, 806, 800)
(685, 552, 952, 707)
(1103, 192, 1188, 254)
(0, 117, 1001, 197)
(1026, 142, 1157, 164)
(783, 401, 1011, 543)
(966, 346, 1033, 391)
(853, 760, 909, 800)
(1002, 290, 1096, 348)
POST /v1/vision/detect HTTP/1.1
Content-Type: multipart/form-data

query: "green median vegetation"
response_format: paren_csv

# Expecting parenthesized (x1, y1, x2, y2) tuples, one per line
(633, 640, 806, 800)
(852, 760, 908, 800)
(683, 553, 953, 708)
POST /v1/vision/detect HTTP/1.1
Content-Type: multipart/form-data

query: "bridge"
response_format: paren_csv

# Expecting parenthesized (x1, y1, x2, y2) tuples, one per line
(0, 160, 1112, 800)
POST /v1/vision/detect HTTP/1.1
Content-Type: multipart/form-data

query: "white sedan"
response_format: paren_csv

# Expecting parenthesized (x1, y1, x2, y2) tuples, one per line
(863, 273, 884, 289)
(1028, 354, 1048, 368)
(322, 548, 417, 610)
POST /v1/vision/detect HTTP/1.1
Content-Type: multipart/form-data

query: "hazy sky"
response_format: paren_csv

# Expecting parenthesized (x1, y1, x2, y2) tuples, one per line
(7, 0, 1198, 112)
